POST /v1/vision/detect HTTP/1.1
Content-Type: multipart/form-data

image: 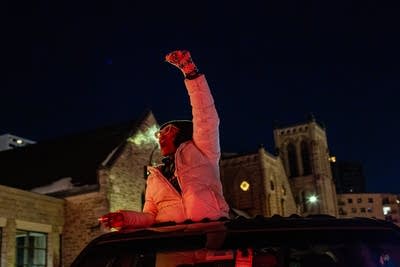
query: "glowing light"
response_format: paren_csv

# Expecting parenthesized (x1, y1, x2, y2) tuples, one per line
(308, 195, 318, 204)
(383, 206, 391, 215)
(329, 156, 336, 163)
(127, 125, 159, 146)
(240, 181, 250, 191)
(16, 139, 23, 144)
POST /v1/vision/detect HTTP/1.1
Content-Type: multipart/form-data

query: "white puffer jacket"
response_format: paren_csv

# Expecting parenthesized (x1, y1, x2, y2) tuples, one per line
(122, 75, 229, 227)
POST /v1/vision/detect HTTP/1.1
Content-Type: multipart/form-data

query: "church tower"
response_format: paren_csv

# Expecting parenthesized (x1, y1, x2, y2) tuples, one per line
(273, 115, 338, 216)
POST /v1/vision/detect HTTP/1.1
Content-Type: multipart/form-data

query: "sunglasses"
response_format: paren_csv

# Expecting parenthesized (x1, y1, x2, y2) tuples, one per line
(154, 124, 179, 139)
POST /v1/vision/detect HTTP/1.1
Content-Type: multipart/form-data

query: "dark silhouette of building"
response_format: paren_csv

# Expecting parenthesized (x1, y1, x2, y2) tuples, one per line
(331, 160, 366, 193)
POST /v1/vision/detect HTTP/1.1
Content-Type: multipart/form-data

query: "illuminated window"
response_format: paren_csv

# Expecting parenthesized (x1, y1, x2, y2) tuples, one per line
(16, 230, 47, 267)
(357, 198, 362, 203)
(240, 181, 250, 191)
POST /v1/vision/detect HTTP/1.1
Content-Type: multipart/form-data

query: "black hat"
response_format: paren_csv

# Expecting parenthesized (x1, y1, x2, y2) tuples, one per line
(160, 120, 193, 147)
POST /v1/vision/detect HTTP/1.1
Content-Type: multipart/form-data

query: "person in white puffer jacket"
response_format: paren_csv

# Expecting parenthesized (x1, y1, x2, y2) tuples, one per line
(99, 50, 229, 230)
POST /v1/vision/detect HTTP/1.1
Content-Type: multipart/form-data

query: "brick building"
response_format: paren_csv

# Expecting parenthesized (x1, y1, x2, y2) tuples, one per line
(0, 110, 161, 267)
(0, 185, 64, 267)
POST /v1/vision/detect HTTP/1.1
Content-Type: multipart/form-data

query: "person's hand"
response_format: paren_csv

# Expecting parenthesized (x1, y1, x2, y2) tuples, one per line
(165, 50, 199, 78)
(98, 211, 125, 230)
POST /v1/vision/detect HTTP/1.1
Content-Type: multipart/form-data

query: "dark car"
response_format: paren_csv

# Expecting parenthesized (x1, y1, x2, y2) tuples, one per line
(71, 215, 400, 267)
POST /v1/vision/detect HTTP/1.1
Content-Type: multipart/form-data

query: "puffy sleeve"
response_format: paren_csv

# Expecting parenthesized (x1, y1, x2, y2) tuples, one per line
(184, 75, 220, 161)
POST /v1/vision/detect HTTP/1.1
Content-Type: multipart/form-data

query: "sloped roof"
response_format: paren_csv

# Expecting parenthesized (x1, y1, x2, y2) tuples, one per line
(0, 110, 152, 191)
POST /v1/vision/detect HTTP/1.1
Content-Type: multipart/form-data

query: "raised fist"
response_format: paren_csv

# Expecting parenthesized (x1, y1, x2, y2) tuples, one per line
(165, 50, 199, 78)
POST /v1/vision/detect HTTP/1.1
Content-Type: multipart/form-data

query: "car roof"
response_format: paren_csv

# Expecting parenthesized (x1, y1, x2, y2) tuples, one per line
(87, 215, 400, 248)
(72, 216, 400, 266)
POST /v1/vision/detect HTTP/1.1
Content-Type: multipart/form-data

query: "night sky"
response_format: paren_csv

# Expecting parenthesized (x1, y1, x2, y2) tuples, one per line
(2, 1, 400, 193)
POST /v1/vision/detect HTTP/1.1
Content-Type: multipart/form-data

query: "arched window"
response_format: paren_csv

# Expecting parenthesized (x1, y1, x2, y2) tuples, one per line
(301, 191, 308, 212)
(270, 180, 275, 191)
(282, 185, 286, 196)
(287, 143, 298, 177)
(301, 140, 312, 175)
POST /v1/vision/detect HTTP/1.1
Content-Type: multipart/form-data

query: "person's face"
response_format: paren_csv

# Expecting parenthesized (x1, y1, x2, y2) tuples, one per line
(155, 124, 180, 156)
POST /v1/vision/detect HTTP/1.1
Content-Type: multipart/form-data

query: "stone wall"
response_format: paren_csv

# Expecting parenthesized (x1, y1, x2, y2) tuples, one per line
(221, 152, 265, 216)
(273, 121, 338, 216)
(62, 112, 160, 266)
(63, 191, 107, 267)
(106, 112, 160, 212)
(220, 147, 297, 217)
(258, 148, 297, 216)
(0, 184, 64, 267)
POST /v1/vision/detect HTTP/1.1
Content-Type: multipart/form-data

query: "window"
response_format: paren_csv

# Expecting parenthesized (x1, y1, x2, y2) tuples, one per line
(357, 198, 362, 203)
(367, 208, 373, 213)
(287, 143, 299, 177)
(360, 208, 366, 213)
(347, 198, 353, 204)
(282, 186, 286, 196)
(301, 141, 311, 175)
(351, 208, 357, 213)
(240, 181, 250, 192)
(16, 230, 47, 267)
(368, 198, 373, 203)
(270, 181, 275, 191)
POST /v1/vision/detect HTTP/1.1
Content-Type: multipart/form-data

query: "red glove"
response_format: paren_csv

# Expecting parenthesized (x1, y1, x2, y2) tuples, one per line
(98, 211, 125, 230)
(98, 210, 154, 230)
(165, 50, 199, 79)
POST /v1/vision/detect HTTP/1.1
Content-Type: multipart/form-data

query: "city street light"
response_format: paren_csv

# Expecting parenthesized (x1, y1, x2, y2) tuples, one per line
(308, 195, 318, 204)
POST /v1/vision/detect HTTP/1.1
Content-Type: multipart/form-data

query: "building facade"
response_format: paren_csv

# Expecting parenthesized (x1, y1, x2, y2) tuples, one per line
(381, 193, 400, 225)
(331, 160, 366, 193)
(0, 185, 64, 267)
(273, 116, 338, 216)
(220, 146, 297, 217)
(337, 193, 400, 226)
(58, 111, 161, 266)
(0, 111, 161, 267)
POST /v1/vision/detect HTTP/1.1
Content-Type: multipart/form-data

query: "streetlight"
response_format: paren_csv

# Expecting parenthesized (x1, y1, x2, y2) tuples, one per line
(308, 195, 318, 204)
